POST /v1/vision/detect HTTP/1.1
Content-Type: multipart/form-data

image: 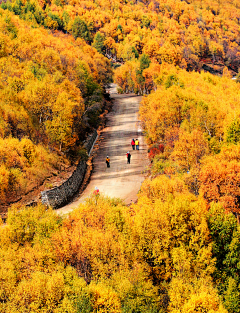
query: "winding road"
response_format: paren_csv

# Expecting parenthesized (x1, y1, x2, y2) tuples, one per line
(57, 84, 148, 215)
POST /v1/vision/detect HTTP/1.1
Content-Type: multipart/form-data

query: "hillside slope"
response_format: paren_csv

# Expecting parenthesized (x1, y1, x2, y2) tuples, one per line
(0, 8, 112, 209)
(1, 0, 240, 74)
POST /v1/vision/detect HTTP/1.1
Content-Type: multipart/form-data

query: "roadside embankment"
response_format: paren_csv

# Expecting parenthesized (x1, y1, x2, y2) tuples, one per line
(41, 130, 98, 209)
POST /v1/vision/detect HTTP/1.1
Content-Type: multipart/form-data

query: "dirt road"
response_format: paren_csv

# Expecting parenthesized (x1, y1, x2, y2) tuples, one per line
(57, 84, 148, 215)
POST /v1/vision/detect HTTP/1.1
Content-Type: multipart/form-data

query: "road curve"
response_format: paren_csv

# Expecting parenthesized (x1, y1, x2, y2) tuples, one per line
(57, 84, 148, 215)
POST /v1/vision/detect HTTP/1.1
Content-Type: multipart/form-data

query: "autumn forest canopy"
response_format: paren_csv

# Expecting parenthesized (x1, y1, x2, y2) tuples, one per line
(1, 0, 240, 311)
(0, 7, 112, 208)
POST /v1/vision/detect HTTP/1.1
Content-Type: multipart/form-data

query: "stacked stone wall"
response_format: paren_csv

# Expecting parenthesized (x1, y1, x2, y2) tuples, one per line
(84, 129, 98, 155)
(41, 130, 98, 209)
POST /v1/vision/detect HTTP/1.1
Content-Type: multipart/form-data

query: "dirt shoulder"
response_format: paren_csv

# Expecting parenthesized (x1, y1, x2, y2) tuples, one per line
(57, 84, 149, 215)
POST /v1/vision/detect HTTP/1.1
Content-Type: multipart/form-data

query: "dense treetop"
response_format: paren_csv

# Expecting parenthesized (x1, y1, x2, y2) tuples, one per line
(0, 193, 232, 313)
(2, 0, 240, 73)
(138, 64, 240, 215)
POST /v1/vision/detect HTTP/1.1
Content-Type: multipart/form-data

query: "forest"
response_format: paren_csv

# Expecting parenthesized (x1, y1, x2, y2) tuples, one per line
(0, 8, 112, 209)
(1, 0, 240, 311)
(1, 188, 240, 312)
(1, 0, 240, 74)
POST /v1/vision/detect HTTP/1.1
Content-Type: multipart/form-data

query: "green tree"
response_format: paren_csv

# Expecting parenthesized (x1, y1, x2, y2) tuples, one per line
(226, 118, 240, 144)
(47, 12, 63, 30)
(92, 32, 105, 54)
(139, 53, 151, 72)
(62, 10, 70, 29)
(224, 277, 240, 313)
(207, 204, 240, 311)
(71, 17, 90, 42)
(136, 54, 151, 94)
(12, 0, 23, 15)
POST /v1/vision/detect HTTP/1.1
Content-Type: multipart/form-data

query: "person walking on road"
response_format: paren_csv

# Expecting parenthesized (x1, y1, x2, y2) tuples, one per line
(106, 156, 110, 168)
(131, 139, 135, 150)
(126, 151, 131, 164)
(135, 139, 139, 150)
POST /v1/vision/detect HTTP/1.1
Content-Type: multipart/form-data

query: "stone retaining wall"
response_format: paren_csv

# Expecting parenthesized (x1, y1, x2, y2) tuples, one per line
(84, 129, 98, 155)
(41, 130, 98, 209)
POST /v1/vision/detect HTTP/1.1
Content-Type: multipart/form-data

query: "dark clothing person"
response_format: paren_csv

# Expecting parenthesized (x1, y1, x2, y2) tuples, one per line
(127, 152, 131, 164)
(131, 139, 135, 150)
(106, 156, 110, 168)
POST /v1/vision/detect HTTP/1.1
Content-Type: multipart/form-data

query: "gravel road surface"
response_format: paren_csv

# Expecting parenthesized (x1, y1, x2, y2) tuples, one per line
(57, 84, 148, 215)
